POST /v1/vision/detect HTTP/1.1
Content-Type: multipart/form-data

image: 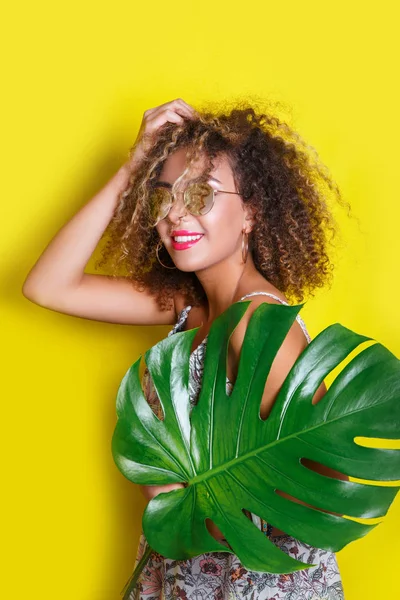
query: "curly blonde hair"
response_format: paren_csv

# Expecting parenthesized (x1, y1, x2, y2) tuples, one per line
(95, 98, 356, 312)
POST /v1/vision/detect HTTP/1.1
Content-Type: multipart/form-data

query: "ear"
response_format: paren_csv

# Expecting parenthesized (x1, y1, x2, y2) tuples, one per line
(243, 203, 257, 232)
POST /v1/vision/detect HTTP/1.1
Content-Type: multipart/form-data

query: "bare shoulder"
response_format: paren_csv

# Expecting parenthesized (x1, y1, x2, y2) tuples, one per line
(228, 283, 326, 415)
(173, 291, 191, 317)
(228, 284, 309, 373)
(173, 291, 201, 328)
(173, 292, 184, 316)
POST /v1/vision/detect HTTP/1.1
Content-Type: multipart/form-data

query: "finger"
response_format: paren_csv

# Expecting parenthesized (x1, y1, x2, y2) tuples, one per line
(174, 106, 195, 120)
(144, 99, 196, 122)
(147, 109, 184, 131)
(143, 107, 158, 118)
(144, 102, 180, 122)
(147, 101, 191, 121)
(173, 98, 197, 118)
(145, 99, 179, 117)
(154, 98, 195, 119)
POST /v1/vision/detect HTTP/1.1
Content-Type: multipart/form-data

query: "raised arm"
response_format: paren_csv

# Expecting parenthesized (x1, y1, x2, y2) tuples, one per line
(22, 99, 196, 326)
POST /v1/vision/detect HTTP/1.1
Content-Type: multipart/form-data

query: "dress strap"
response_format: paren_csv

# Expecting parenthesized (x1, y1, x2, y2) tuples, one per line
(238, 291, 285, 304)
(238, 291, 311, 344)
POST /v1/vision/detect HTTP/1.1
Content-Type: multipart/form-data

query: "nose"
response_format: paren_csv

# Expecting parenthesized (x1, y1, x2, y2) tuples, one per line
(166, 190, 188, 223)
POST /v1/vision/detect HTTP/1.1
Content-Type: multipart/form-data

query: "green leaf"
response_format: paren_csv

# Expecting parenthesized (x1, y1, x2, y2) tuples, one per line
(112, 300, 400, 574)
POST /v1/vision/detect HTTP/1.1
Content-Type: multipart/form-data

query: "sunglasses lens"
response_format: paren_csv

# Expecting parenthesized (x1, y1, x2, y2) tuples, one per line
(185, 182, 214, 215)
(149, 187, 172, 224)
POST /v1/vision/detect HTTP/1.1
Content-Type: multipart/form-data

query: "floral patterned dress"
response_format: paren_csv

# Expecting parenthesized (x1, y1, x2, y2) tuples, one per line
(129, 292, 345, 600)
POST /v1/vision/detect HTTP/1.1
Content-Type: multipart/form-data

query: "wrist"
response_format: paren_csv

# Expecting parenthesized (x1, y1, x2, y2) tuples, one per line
(116, 162, 132, 186)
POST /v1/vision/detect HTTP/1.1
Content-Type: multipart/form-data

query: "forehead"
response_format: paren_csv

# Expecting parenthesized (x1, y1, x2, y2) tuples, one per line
(158, 148, 234, 184)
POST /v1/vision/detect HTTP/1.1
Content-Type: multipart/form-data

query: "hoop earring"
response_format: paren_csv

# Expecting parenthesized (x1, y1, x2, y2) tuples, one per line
(241, 230, 249, 264)
(156, 239, 177, 270)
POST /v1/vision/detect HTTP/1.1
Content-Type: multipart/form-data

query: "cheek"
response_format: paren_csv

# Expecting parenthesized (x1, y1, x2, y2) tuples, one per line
(202, 202, 243, 237)
(156, 223, 168, 239)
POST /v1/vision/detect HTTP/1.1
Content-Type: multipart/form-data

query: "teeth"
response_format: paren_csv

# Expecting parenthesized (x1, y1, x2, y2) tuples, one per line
(173, 235, 202, 242)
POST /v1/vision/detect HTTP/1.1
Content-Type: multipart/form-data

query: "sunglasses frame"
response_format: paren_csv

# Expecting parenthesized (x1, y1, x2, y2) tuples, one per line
(151, 181, 242, 226)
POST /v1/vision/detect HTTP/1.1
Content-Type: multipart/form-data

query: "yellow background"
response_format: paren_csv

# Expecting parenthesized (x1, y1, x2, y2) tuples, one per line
(2, 1, 399, 598)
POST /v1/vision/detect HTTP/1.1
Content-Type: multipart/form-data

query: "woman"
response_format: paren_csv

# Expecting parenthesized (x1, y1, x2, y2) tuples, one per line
(22, 98, 352, 599)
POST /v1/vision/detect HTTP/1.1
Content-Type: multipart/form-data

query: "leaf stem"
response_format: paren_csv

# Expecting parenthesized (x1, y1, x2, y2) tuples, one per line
(121, 544, 153, 600)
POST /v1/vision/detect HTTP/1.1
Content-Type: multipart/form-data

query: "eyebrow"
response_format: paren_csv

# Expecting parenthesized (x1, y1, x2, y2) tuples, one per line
(155, 175, 222, 187)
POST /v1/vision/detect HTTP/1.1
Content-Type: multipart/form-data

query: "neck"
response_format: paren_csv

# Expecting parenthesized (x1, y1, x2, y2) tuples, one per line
(194, 252, 260, 323)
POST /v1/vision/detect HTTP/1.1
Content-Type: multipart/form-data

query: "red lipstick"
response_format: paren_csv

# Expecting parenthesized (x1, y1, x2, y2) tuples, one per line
(170, 230, 204, 251)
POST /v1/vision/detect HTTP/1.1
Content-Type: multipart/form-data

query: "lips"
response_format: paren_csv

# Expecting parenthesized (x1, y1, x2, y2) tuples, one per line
(170, 231, 204, 251)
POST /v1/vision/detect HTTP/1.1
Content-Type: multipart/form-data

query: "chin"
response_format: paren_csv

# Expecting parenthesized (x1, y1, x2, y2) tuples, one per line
(171, 256, 207, 273)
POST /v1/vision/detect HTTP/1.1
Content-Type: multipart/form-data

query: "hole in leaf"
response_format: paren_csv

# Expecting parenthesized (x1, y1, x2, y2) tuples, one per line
(226, 337, 238, 391)
(322, 339, 378, 389)
(241, 509, 287, 539)
(241, 508, 254, 522)
(340, 514, 385, 525)
(138, 354, 147, 380)
(310, 381, 328, 405)
(259, 397, 274, 421)
(205, 518, 228, 545)
(141, 360, 165, 421)
(257, 375, 280, 421)
(354, 437, 400, 450)
(300, 457, 349, 481)
(274, 487, 342, 517)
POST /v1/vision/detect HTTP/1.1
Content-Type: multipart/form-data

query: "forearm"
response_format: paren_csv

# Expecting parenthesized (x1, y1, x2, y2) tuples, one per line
(22, 161, 133, 300)
(140, 482, 186, 502)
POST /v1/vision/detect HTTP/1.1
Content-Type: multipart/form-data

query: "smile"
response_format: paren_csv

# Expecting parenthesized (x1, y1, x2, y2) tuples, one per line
(171, 234, 204, 250)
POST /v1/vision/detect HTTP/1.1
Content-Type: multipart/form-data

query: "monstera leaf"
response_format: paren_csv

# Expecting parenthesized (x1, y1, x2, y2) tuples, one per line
(112, 300, 400, 578)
